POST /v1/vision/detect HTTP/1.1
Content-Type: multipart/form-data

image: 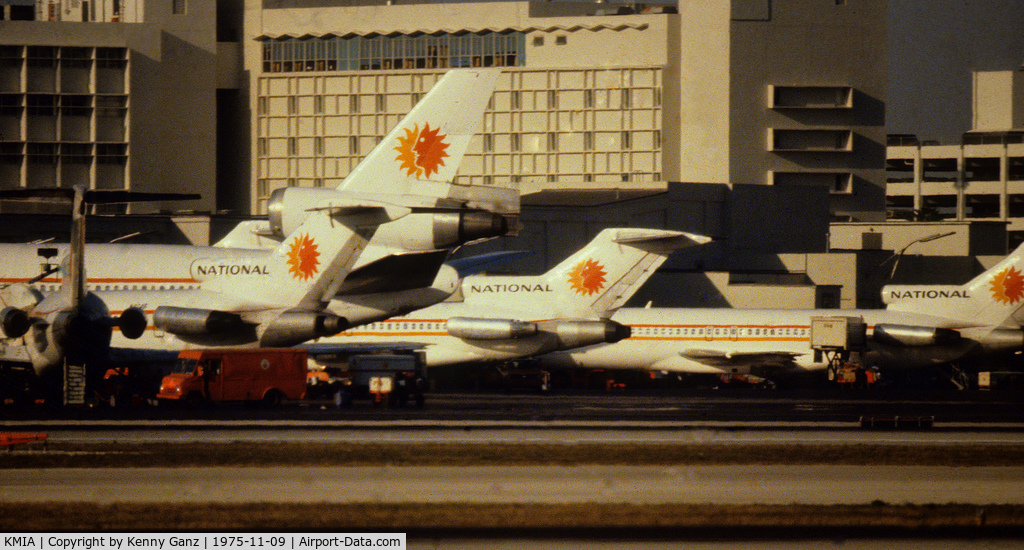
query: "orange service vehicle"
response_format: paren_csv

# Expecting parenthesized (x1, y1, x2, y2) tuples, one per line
(157, 349, 308, 406)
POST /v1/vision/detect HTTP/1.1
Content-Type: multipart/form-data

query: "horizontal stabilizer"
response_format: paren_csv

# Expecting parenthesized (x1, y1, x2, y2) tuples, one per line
(337, 250, 449, 295)
(447, 250, 537, 278)
(612, 229, 711, 246)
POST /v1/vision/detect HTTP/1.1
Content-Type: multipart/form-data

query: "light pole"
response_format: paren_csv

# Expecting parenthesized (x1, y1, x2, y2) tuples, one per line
(884, 231, 957, 281)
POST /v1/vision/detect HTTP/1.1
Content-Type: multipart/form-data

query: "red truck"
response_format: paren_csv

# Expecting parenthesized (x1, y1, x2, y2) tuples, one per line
(157, 349, 308, 406)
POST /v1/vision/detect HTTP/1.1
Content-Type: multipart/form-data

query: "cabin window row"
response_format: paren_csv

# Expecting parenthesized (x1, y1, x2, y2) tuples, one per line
(632, 326, 810, 337)
(35, 283, 199, 292)
(362, 322, 445, 331)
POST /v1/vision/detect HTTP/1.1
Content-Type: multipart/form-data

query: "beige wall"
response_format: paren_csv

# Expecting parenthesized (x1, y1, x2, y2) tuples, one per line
(973, 71, 1020, 132)
(0, 3, 219, 213)
(665, 2, 732, 185)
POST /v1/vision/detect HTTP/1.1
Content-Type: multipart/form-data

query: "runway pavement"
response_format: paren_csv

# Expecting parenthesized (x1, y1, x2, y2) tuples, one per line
(4, 422, 1024, 445)
(5, 389, 1024, 423)
(5, 465, 1024, 505)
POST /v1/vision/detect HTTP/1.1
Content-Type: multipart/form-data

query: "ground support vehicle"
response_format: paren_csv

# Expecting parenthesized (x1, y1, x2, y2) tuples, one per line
(307, 350, 426, 407)
(157, 349, 307, 406)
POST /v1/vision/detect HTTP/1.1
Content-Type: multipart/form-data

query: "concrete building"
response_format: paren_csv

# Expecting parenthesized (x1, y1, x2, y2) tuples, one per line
(887, 69, 1024, 247)
(247, 0, 887, 220)
(887, 0, 1024, 145)
(0, 0, 236, 214)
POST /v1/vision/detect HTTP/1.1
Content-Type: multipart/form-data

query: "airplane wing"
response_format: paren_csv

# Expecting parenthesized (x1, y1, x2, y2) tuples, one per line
(0, 344, 32, 363)
(297, 341, 429, 359)
(679, 348, 804, 368)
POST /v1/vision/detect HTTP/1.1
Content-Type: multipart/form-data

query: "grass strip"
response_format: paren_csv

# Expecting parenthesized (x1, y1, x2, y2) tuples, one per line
(3, 442, 1024, 468)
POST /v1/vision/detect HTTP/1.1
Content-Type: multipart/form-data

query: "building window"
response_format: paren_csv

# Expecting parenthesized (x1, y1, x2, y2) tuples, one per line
(260, 32, 527, 73)
(172, 0, 186, 15)
(532, 36, 544, 47)
(548, 90, 558, 110)
(547, 132, 558, 151)
(584, 132, 594, 151)
(483, 134, 494, 153)
(555, 36, 567, 46)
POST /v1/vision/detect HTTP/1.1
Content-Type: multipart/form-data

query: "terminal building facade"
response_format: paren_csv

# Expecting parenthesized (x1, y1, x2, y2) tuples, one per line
(247, 0, 887, 221)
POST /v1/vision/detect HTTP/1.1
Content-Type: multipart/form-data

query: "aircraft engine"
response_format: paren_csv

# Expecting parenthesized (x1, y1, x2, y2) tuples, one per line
(258, 309, 347, 348)
(446, 317, 538, 340)
(428, 211, 509, 248)
(267, 187, 510, 250)
(0, 306, 30, 339)
(975, 328, 1024, 353)
(26, 293, 122, 377)
(872, 323, 961, 347)
(536, 319, 632, 350)
(153, 306, 245, 335)
(0, 283, 40, 339)
(115, 306, 148, 340)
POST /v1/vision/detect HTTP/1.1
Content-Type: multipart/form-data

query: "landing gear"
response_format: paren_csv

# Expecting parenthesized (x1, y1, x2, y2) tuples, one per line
(947, 362, 971, 391)
(823, 350, 847, 382)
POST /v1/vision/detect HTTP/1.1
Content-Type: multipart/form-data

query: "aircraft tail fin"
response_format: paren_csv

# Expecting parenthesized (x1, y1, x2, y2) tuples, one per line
(540, 228, 710, 317)
(884, 242, 1024, 327)
(206, 203, 402, 311)
(338, 69, 501, 197)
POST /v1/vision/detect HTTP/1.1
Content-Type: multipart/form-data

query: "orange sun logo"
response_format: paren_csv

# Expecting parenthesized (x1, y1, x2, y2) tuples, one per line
(286, 233, 320, 281)
(990, 265, 1024, 305)
(393, 123, 450, 179)
(567, 258, 608, 296)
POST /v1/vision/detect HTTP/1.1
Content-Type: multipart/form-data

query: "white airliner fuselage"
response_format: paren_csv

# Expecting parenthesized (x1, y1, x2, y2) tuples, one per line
(539, 307, 983, 374)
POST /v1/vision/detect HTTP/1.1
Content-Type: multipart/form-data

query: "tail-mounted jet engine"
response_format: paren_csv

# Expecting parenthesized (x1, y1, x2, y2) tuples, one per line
(446, 316, 631, 351)
(872, 323, 961, 347)
(153, 305, 347, 349)
(267, 187, 510, 250)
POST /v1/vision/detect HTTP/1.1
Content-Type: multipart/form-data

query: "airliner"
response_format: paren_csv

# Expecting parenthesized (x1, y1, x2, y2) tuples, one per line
(0, 69, 513, 387)
(0, 184, 386, 386)
(536, 243, 1024, 376)
(319, 228, 710, 365)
